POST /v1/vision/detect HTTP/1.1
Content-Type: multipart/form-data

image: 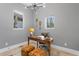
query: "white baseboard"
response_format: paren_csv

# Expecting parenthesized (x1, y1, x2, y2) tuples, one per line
(0, 41, 79, 56)
(0, 42, 27, 53)
(52, 45, 79, 56)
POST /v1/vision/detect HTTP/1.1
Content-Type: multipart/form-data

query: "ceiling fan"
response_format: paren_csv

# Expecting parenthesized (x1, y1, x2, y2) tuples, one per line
(23, 3, 46, 9)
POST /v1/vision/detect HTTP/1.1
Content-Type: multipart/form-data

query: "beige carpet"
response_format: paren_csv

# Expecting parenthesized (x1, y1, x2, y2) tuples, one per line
(0, 41, 75, 56)
(0, 45, 75, 56)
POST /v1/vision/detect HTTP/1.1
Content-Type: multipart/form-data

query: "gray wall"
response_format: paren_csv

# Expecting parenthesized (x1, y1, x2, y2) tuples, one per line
(0, 3, 79, 51)
(33, 3, 79, 50)
(0, 3, 34, 49)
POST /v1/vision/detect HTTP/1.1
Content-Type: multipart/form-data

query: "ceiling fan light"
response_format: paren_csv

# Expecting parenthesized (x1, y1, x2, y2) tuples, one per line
(43, 5, 46, 8)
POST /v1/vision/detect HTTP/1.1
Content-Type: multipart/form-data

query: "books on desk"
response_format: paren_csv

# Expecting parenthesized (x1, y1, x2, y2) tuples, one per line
(37, 36, 45, 40)
(37, 36, 53, 41)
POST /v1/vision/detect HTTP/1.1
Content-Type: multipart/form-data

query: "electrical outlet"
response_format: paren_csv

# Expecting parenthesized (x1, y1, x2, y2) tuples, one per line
(5, 42, 8, 46)
(64, 42, 67, 46)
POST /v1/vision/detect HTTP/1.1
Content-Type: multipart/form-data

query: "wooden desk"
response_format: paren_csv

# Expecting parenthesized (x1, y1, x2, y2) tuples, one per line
(28, 36, 53, 56)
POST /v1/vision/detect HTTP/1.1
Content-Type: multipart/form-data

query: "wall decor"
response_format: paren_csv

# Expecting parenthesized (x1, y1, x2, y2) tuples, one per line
(39, 20, 42, 29)
(45, 16, 55, 29)
(13, 10, 24, 30)
(35, 17, 39, 27)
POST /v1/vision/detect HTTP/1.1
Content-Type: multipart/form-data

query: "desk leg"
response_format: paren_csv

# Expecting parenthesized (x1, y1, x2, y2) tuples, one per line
(49, 45, 50, 56)
(48, 43, 51, 56)
(37, 41, 39, 48)
(28, 37, 29, 45)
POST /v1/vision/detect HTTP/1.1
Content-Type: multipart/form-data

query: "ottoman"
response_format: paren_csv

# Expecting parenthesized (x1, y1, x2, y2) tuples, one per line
(21, 44, 35, 56)
(29, 48, 48, 56)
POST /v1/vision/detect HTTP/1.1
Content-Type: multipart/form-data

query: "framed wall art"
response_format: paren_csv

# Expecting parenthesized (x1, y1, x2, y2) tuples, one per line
(45, 16, 55, 29)
(13, 10, 24, 30)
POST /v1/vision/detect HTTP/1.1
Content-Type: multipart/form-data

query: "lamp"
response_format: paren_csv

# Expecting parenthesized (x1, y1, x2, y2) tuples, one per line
(29, 27, 35, 36)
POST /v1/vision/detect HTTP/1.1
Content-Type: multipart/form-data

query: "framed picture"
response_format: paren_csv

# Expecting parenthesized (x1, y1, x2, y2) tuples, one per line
(45, 16, 55, 29)
(13, 10, 24, 30)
